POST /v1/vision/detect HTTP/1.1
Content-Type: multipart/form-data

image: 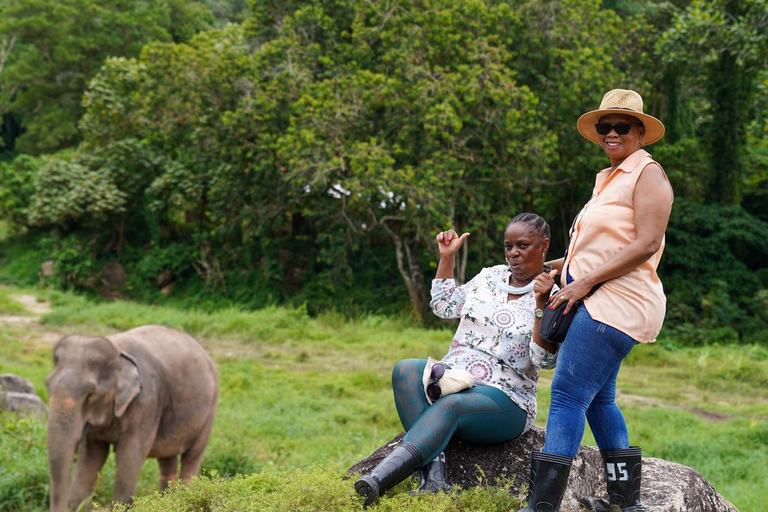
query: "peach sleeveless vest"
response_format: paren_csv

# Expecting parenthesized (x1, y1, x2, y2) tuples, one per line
(564, 149, 672, 343)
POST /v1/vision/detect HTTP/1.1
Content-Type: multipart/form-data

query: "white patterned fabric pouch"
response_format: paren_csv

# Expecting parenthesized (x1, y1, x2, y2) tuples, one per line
(422, 356, 475, 405)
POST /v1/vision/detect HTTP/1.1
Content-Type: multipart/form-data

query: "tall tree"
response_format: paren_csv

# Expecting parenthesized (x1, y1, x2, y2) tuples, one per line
(16, 0, 637, 321)
(0, 0, 214, 154)
(657, 0, 768, 205)
(273, 0, 556, 322)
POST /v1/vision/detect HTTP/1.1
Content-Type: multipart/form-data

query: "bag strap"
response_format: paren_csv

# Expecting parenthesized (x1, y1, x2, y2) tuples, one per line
(584, 281, 603, 299)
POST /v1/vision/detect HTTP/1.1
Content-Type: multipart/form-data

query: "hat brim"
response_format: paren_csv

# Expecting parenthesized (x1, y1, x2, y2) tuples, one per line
(577, 109, 665, 146)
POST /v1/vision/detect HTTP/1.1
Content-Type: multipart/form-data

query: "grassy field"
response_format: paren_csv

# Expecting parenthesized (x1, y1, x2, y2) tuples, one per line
(0, 285, 766, 511)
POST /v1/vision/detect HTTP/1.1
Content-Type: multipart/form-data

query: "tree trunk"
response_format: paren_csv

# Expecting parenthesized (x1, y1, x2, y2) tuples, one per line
(456, 242, 468, 285)
(707, 49, 746, 206)
(389, 231, 430, 323)
(661, 65, 683, 145)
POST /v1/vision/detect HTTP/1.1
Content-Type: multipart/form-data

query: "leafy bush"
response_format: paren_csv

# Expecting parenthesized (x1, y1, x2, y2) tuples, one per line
(661, 199, 768, 344)
(107, 466, 524, 512)
(27, 154, 127, 229)
(36, 234, 101, 290)
(0, 235, 52, 287)
(132, 243, 194, 282)
(0, 155, 42, 230)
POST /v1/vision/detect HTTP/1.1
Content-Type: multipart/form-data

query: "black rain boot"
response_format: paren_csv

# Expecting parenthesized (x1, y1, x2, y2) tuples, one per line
(409, 452, 452, 495)
(580, 446, 646, 511)
(517, 452, 573, 512)
(355, 441, 423, 507)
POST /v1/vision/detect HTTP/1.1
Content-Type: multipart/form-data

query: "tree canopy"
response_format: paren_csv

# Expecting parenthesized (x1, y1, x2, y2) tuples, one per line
(0, 0, 765, 341)
(0, 0, 215, 154)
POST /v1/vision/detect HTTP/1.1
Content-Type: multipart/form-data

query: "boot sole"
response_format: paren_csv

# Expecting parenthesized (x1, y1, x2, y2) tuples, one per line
(354, 478, 379, 507)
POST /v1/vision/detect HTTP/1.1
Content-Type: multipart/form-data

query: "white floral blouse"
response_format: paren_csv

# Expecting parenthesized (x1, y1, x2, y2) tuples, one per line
(430, 264, 558, 433)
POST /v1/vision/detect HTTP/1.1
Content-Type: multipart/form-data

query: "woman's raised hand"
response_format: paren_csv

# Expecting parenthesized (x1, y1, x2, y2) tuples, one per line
(534, 269, 558, 304)
(436, 229, 470, 256)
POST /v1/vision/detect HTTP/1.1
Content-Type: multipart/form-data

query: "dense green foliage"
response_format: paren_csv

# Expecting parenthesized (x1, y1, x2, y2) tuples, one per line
(0, 0, 766, 340)
(0, 287, 766, 510)
(0, 0, 216, 154)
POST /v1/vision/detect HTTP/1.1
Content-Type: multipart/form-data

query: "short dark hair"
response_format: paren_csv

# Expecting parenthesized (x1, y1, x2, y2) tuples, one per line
(507, 213, 550, 241)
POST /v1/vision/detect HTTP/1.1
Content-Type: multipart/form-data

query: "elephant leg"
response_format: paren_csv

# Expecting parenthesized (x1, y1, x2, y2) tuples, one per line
(180, 413, 215, 482)
(158, 455, 179, 491)
(112, 438, 152, 506)
(69, 439, 110, 511)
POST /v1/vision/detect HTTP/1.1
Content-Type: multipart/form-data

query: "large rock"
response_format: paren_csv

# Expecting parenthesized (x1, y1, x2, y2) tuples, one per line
(100, 261, 128, 289)
(347, 428, 737, 512)
(41, 260, 55, 277)
(2, 391, 48, 418)
(0, 373, 48, 419)
(0, 373, 36, 394)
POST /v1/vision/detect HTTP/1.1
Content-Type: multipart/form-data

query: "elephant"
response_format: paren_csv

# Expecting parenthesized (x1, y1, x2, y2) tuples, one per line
(45, 325, 218, 512)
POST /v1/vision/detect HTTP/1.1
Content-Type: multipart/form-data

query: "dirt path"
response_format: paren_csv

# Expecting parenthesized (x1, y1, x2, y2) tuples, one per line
(535, 376, 733, 423)
(1, 294, 62, 344)
(6, 294, 52, 317)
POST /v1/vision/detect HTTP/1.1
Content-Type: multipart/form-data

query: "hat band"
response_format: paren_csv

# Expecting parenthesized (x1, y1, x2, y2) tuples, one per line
(605, 106, 638, 112)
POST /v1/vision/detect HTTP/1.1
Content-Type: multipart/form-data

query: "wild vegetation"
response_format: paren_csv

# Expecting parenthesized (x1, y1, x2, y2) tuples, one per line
(0, 0, 766, 341)
(0, 286, 766, 511)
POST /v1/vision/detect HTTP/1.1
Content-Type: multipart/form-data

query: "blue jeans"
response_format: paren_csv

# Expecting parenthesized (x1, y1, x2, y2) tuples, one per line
(543, 306, 637, 458)
(392, 359, 528, 465)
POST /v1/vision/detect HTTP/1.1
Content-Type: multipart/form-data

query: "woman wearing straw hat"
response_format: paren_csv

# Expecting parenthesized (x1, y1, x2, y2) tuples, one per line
(517, 89, 673, 512)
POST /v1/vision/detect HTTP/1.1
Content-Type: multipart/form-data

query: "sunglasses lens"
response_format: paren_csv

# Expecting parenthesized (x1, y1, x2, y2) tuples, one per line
(595, 123, 611, 135)
(614, 123, 632, 135)
(427, 383, 441, 401)
(595, 123, 634, 136)
(427, 363, 445, 401)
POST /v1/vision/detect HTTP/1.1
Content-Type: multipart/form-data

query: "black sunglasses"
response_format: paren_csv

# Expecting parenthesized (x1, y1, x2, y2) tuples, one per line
(426, 364, 445, 402)
(594, 122, 643, 136)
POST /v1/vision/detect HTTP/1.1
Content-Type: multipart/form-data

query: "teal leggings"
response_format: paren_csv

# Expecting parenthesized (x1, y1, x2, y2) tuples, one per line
(393, 359, 528, 465)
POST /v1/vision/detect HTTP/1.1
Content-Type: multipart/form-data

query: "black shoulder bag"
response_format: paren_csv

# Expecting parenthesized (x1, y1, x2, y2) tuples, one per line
(538, 212, 604, 344)
(538, 282, 603, 344)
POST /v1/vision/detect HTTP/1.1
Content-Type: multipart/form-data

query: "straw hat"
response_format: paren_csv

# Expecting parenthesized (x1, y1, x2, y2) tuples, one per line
(577, 89, 665, 146)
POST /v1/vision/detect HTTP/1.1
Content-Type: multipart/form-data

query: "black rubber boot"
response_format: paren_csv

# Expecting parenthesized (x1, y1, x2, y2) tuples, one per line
(580, 446, 646, 511)
(517, 452, 573, 512)
(409, 451, 452, 495)
(354, 442, 423, 507)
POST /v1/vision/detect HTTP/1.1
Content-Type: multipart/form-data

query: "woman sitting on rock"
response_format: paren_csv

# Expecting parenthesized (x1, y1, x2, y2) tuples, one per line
(355, 213, 559, 506)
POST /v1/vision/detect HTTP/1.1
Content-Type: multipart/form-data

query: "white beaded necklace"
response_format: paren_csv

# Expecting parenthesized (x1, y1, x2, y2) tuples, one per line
(498, 276, 535, 295)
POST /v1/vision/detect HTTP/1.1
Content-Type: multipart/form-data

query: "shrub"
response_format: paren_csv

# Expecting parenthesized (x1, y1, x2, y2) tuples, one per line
(661, 200, 768, 344)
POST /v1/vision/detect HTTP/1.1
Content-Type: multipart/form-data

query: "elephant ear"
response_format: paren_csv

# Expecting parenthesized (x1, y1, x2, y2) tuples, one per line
(114, 352, 141, 418)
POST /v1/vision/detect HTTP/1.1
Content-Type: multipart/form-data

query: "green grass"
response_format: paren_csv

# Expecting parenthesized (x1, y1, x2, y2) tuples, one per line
(0, 285, 766, 511)
(106, 467, 524, 512)
(0, 293, 27, 316)
(0, 414, 49, 512)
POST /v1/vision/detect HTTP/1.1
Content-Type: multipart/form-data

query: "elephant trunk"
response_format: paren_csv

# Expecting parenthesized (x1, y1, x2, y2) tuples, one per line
(47, 397, 83, 512)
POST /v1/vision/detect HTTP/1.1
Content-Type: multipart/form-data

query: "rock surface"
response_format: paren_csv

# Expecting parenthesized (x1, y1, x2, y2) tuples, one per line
(0, 373, 48, 418)
(2, 391, 48, 418)
(347, 428, 738, 512)
(41, 260, 55, 277)
(0, 373, 36, 394)
(100, 261, 128, 289)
